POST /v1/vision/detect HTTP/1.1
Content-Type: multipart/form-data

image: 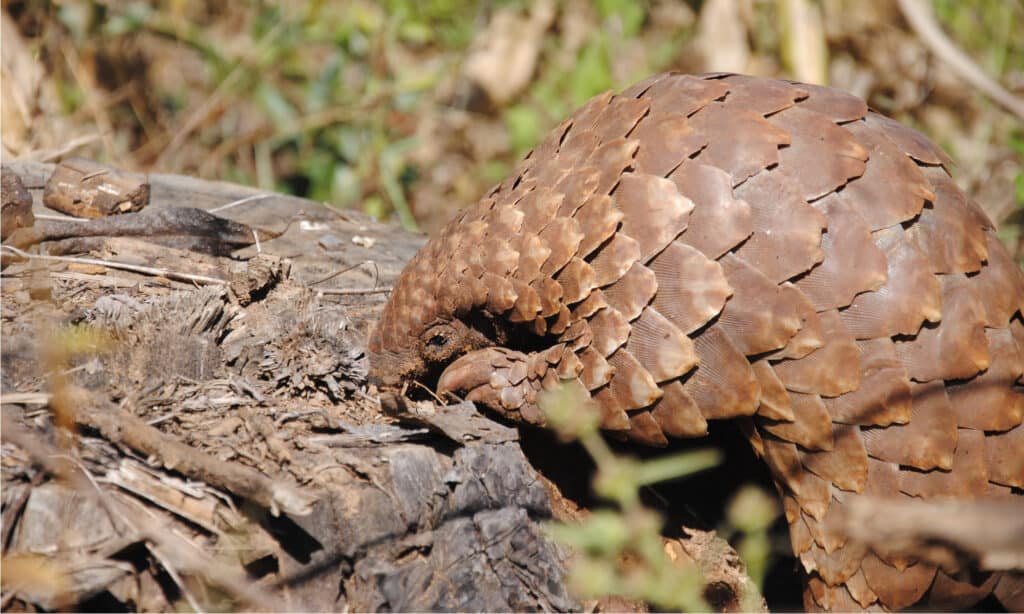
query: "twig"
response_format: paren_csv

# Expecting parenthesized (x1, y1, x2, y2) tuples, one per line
(45, 271, 145, 288)
(0, 245, 226, 285)
(208, 193, 273, 214)
(308, 260, 374, 286)
(317, 285, 393, 296)
(411, 380, 446, 405)
(0, 392, 53, 405)
(898, 0, 1024, 121)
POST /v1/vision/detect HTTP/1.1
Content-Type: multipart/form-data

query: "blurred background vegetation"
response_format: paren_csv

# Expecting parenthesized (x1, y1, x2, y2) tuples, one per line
(2, 0, 1022, 252)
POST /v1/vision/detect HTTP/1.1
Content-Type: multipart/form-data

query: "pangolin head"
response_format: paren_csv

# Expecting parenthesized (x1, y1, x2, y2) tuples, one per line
(367, 219, 503, 391)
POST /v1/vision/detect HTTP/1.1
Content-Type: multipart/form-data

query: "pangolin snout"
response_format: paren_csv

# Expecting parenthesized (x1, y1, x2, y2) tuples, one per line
(436, 349, 508, 398)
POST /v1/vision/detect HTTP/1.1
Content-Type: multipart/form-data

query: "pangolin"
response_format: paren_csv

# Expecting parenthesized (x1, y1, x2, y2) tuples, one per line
(368, 72, 1024, 611)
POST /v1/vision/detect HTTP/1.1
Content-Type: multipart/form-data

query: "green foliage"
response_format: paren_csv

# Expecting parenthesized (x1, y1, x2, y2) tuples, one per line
(724, 485, 779, 590)
(1009, 131, 1024, 207)
(506, 104, 544, 159)
(538, 384, 779, 611)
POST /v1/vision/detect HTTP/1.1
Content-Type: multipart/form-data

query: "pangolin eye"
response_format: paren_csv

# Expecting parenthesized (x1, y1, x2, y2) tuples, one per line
(423, 323, 462, 362)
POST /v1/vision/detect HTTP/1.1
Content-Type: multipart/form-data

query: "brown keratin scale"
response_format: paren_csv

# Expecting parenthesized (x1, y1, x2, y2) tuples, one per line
(368, 72, 1024, 612)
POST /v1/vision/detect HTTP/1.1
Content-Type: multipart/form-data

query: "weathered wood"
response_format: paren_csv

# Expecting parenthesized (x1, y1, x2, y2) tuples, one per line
(43, 157, 150, 218)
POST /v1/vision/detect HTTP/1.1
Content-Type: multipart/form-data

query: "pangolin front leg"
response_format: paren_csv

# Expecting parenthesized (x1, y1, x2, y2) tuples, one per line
(368, 72, 1024, 612)
(436, 346, 572, 425)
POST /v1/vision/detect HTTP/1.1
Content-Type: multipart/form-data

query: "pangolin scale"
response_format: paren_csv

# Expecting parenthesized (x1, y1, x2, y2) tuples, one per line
(368, 72, 1024, 612)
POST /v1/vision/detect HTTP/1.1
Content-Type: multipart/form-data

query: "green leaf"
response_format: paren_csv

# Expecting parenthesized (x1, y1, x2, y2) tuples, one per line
(379, 138, 419, 230)
(570, 40, 613, 107)
(633, 449, 722, 486)
(257, 84, 299, 130)
(506, 105, 543, 157)
(596, 0, 646, 38)
(545, 511, 630, 555)
(306, 54, 344, 113)
(726, 485, 780, 533)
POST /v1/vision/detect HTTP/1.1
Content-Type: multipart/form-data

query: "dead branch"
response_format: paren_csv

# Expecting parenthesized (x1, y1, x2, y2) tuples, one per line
(317, 285, 393, 295)
(64, 385, 317, 517)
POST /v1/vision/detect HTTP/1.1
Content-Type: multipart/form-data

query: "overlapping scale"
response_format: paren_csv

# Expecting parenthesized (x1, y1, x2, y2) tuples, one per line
(682, 326, 760, 419)
(799, 424, 869, 492)
(732, 167, 827, 284)
(972, 232, 1024, 327)
(642, 73, 729, 118)
(588, 232, 641, 287)
(648, 241, 732, 334)
(945, 328, 1024, 431)
(614, 173, 694, 262)
(717, 254, 806, 355)
(840, 120, 934, 230)
(906, 166, 989, 274)
(772, 309, 861, 397)
(751, 359, 794, 421)
(670, 161, 753, 259)
(687, 102, 790, 186)
(790, 81, 868, 123)
(864, 112, 954, 167)
(759, 391, 834, 451)
(900, 428, 989, 499)
(821, 338, 911, 426)
(767, 105, 869, 201)
(625, 306, 698, 382)
(631, 113, 706, 177)
(983, 424, 1024, 488)
(839, 226, 942, 339)
(797, 194, 888, 311)
(715, 73, 806, 115)
(861, 555, 937, 612)
(893, 274, 989, 382)
(649, 380, 708, 438)
(860, 381, 958, 471)
(601, 262, 657, 321)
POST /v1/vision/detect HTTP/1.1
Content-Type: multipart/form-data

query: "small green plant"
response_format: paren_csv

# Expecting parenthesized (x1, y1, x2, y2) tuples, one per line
(539, 383, 779, 611)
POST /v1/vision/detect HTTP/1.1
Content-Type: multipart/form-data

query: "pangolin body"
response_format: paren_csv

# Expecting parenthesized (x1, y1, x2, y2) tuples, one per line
(368, 72, 1024, 611)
